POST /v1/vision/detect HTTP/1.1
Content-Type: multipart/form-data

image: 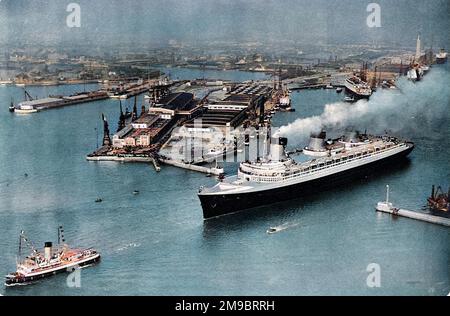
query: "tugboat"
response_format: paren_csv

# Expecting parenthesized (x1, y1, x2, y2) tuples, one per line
(344, 96, 355, 103)
(5, 227, 100, 286)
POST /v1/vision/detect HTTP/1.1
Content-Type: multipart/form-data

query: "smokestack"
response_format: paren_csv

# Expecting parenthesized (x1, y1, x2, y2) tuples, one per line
(44, 242, 52, 261)
(269, 137, 288, 161)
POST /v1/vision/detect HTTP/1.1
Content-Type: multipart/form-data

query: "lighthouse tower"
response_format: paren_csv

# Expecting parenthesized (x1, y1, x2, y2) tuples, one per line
(415, 34, 421, 60)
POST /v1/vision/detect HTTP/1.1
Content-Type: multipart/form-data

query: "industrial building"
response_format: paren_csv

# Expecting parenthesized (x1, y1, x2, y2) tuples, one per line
(112, 92, 203, 149)
(160, 84, 273, 163)
(183, 83, 272, 130)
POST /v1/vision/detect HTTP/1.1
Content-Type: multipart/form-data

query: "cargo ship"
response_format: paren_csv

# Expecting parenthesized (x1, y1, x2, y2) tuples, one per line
(198, 131, 414, 219)
(344, 77, 372, 99)
(435, 49, 448, 64)
(5, 227, 100, 286)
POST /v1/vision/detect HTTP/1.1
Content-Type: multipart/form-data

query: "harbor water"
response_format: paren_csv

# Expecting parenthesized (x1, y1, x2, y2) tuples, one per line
(0, 68, 448, 296)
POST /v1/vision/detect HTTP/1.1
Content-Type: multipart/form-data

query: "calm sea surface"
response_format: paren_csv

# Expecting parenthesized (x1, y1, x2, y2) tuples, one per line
(0, 68, 448, 296)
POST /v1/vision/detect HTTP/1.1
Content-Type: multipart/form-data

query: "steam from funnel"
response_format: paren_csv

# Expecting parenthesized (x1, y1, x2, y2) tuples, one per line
(275, 68, 450, 147)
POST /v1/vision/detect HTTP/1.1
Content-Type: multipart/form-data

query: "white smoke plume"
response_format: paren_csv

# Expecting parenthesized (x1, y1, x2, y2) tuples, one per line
(276, 67, 450, 147)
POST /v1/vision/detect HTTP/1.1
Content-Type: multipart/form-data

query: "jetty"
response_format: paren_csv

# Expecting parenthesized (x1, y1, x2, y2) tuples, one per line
(159, 158, 223, 176)
(12, 90, 109, 114)
(376, 186, 450, 227)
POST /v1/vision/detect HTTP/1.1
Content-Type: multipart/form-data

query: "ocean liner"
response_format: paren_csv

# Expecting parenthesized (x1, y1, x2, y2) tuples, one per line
(5, 227, 100, 286)
(198, 131, 414, 219)
(344, 77, 372, 99)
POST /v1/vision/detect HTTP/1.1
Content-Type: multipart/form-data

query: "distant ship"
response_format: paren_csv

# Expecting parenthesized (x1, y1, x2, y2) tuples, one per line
(277, 91, 293, 111)
(5, 227, 100, 286)
(407, 64, 424, 82)
(436, 49, 448, 64)
(344, 77, 372, 99)
(198, 131, 414, 219)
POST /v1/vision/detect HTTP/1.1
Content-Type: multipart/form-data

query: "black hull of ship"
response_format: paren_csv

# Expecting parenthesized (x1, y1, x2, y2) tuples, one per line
(436, 58, 447, 64)
(199, 146, 414, 219)
(5, 256, 100, 286)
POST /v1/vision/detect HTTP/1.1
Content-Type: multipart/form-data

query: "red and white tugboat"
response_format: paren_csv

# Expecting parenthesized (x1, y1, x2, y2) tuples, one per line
(5, 226, 100, 286)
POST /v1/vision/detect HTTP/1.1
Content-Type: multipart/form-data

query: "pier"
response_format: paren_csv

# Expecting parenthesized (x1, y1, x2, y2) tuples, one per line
(86, 155, 153, 163)
(13, 90, 109, 114)
(376, 186, 450, 227)
(159, 158, 223, 176)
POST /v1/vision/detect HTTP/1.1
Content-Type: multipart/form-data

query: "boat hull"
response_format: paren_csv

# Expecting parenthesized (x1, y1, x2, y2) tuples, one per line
(344, 87, 371, 100)
(199, 145, 414, 219)
(5, 254, 100, 286)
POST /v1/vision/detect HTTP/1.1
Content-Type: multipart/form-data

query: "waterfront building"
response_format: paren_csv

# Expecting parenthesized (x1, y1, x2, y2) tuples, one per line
(112, 92, 202, 149)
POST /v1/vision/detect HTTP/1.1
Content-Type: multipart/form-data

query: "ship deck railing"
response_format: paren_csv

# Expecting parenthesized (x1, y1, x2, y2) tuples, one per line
(240, 142, 408, 184)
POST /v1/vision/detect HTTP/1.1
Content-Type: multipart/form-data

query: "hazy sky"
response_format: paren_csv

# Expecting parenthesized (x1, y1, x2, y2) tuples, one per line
(1, 0, 449, 49)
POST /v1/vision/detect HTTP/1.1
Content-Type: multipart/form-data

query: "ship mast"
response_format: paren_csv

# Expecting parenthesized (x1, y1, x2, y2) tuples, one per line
(58, 225, 65, 245)
(17, 230, 39, 263)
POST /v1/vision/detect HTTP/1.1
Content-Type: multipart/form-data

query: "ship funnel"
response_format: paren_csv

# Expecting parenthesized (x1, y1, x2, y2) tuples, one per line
(307, 131, 326, 151)
(44, 242, 52, 261)
(269, 137, 288, 161)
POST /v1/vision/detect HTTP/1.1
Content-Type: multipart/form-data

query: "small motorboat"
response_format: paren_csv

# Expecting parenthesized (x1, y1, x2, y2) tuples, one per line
(95, 198, 103, 203)
(133, 190, 140, 195)
(336, 87, 343, 93)
(266, 227, 280, 234)
(344, 96, 355, 103)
